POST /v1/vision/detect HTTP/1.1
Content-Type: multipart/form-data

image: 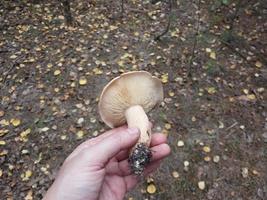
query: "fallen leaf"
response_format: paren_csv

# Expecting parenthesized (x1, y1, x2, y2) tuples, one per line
(0, 140, 6, 145)
(76, 130, 84, 139)
(172, 171, 179, 178)
(205, 48, 211, 53)
(168, 91, 175, 97)
(204, 156, 211, 162)
(209, 52, 216, 59)
(213, 155, 220, 163)
(161, 73, 168, 83)
(79, 77, 87, 85)
(54, 69, 61, 76)
(11, 118, 21, 127)
(203, 146, 211, 153)
(237, 94, 256, 101)
(207, 87, 217, 94)
(177, 140, 184, 147)
(243, 89, 249, 94)
(241, 167, 249, 178)
(20, 129, 31, 142)
(147, 183, 156, 194)
(255, 61, 262, 68)
(25, 190, 33, 200)
(165, 123, 171, 130)
(22, 170, 32, 181)
(0, 149, 8, 156)
(184, 161, 189, 167)
(0, 119, 9, 126)
(198, 181, 206, 190)
(0, 129, 9, 137)
(0, 110, 4, 117)
(93, 68, 103, 75)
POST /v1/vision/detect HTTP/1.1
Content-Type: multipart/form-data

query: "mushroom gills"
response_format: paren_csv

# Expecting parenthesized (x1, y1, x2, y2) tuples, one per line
(128, 143, 152, 175)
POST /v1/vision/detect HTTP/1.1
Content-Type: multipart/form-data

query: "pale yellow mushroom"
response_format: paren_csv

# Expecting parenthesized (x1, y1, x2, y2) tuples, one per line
(98, 71, 163, 174)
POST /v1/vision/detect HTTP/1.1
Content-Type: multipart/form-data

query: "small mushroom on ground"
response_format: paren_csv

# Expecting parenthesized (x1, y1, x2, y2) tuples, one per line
(98, 71, 163, 174)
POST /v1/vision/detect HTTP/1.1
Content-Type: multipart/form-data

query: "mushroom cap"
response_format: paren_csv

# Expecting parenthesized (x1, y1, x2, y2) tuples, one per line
(99, 71, 163, 128)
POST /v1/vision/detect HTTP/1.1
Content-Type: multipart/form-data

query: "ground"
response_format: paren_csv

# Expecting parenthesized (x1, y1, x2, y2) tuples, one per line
(0, 0, 266, 199)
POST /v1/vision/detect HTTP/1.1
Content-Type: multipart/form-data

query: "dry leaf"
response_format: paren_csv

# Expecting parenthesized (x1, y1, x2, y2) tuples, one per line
(79, 77, 87, 85)
(198, 181, 205, 190)
(209, 52, 216, 59)
(203, 146, 211, 153)
(147, 183, 156, 194)
(54, 69, 61, 76)
(255, 61, 262, 68)
(11, 118, 21, 127)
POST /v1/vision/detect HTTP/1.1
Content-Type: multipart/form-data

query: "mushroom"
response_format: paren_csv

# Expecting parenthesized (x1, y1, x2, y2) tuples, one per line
(98, 71, 163, 174)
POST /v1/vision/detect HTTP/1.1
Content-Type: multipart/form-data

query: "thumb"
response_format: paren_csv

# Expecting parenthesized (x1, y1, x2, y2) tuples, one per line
(89, 128, 140, 164)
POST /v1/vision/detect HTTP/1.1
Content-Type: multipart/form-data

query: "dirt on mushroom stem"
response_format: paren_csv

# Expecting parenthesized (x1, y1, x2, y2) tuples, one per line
(128, 143, 152, 175)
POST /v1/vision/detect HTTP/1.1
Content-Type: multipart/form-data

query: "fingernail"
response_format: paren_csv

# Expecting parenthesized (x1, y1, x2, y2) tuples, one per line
(127, 127, 139, 135)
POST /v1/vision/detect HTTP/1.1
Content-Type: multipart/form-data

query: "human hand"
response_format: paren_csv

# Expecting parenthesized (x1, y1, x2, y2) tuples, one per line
(43, 126, 170, 200)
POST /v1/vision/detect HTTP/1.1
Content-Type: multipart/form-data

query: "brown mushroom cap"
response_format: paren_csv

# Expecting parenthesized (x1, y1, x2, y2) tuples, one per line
(99, 71, 163, 128)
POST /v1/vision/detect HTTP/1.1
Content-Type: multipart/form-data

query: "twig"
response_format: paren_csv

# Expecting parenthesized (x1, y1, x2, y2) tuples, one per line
(187, 0, 201, 77)
(154, 0, 172, 41)
(225, 122, 238, 131)
(121, 0, 125, 17)
(61, 0, 73, 25)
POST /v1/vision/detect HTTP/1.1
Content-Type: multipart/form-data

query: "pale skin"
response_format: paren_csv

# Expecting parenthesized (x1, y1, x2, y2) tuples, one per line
(44, 126, 171, 200)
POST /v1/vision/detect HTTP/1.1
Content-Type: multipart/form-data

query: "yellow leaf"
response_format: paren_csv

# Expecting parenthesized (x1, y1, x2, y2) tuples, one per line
(10, 54, 17, 59)
(203, 146, 211, 153)
(22, 170, 33, 181)
(198, 181, 205, 190)
(147, 183, 157, 194)
(165, 123, 171, 130)
(20, 129, 31, 141)
(207, 87, 216, 94)
(247, 94, 256, 100)
(117, 60, 124, 67)
(47, 63, 53, 68)
(79, 77, 87, 85)
(60, 135, 67, 140)
(0, 110, 4, 117)
(109, 25, 118, 31)
(134, 32, 139, 36)
(161, 73, 168, 84)
(93, 68, 103, 75)
(243, 89, 249, 94)
(172, 171, 179, 178)
(205, 48, 211, 53)
(177, 140, 184, 147)
(204, 156, 211, 162)
(76, 130, 84, 139)
(0, 150, 8, 156)
(11, 118, 21, 127)
(0, 119, 10, 126)
(209, 52, 216, 59)
(168, 91, 175, 97)
(25, 190, 33, 200)
(213, 155, 220, 163)
(54, 69, 61, 76)
(255, 61, 262, 68)
(0, 141, 6, 145)
(0, 129, 9, 137)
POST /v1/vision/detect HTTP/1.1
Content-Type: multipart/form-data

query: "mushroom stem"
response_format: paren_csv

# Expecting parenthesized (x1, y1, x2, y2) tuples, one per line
(125, 105, 151, 145)
(125, 105, 152, 174)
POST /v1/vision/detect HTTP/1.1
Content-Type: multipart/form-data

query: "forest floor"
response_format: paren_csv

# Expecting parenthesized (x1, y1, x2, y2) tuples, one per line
(0, 0, 266, 199)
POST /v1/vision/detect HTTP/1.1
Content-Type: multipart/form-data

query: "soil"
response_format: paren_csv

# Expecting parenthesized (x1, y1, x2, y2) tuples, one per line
(0, 0, 266, 199)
